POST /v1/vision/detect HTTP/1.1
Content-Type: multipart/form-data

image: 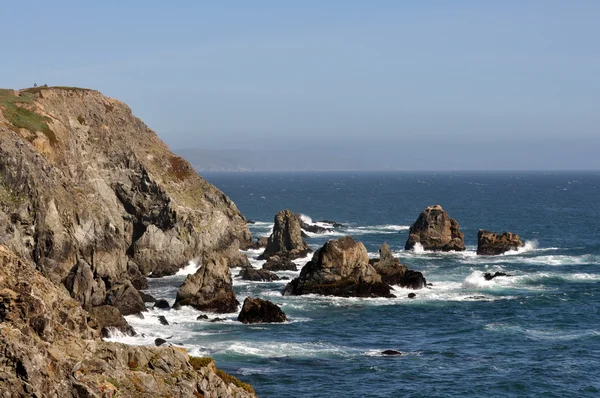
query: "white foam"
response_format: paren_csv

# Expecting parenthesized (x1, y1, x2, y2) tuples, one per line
(175, 260, 199, 276)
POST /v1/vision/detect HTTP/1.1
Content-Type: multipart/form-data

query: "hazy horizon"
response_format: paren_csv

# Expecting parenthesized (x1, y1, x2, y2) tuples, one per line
(2, 1, 599, 170)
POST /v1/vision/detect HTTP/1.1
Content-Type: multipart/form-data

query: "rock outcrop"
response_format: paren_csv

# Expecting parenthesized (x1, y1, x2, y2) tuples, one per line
(237, 297, 287, 324)
(405, 205, 465, 251)
(477, 230, 524, 255)
(371, 242, 427, 289)
(0, 86, 251, 310)
(284, 236, 394, 298)
(258, 210, 311, 260)
(262, 254, 298, 271)
(238, 267, 280, 282)
(175, 254, 239, 313)
(0, 245, 257, 397)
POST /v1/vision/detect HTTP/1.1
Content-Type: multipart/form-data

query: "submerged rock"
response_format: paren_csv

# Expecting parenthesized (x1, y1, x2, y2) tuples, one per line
(371, 243, 427, 289)
(381, 350, 403, 356)
(477, 230, 524, 255)
(484, 271, 512, 280)
(284, 236, 394, 298)
(237, 268, 280, 282)
(408, 293, 416, 299)
(157, 315, 169, 325)
(300, 219, 333, 234)
(258, 210, 312, 260)
(405, 205, 465, 251)
(237, 297, 287, 324)
(153, 299, 171, 309)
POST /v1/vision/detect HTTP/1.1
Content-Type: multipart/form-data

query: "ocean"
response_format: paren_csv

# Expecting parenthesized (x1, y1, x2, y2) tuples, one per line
(108, 171, 600, 397)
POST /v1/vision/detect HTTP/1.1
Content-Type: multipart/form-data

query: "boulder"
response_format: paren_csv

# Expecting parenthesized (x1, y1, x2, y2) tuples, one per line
(477, 230, 524, 255)
(237, 268, 280, 282)
(371, 243, 427, 289)
(88, 305, 136, 338)
(157, 315, 169, 325)
(408, 293, 416, 299)
(283, 236, 394, 298)
(484, 271, 512, 280)
(63, 260, 106, 310)
(237, 297, 287, 324)
(258, 210, 312, 260)
(153, 299, 171, 309)
(174, 254, 239, 313)
(196, 315, 209, 320)
(405, 205, 465, 251)
(262, 255, 298, 271)
(139, 291, 156, 303)
(104, 280, 146, 316)
(155, 338, 168, 346)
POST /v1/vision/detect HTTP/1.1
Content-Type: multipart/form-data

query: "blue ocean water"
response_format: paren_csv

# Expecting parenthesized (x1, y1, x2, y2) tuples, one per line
(113, 172, 600, 397)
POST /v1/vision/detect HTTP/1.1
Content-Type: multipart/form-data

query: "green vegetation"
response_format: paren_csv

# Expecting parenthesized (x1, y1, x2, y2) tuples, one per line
(0, 89, 56, 145)
(107, 377, 120, 389)
(189, 356, 213, 370)
(21, 86, 90, 95)
(215, 369, 255, 394)
(0, 174, 26, 208)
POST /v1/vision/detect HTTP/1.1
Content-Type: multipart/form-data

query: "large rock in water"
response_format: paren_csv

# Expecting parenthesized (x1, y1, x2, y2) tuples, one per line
(371, 243, 427, 289)
(237, 297, 287, 324)
(405, 205, 465, 251)
(0, 87, 251, 305)
(284, 236, 394, 298)
(258, 210, 312, 260)
(477, 230, 524, 255)
(175, 254, 239, 313)
(237, 267, 280, 282)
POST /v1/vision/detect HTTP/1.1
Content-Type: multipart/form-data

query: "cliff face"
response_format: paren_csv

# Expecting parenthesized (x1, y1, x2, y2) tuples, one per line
(0, 87, 251, 292)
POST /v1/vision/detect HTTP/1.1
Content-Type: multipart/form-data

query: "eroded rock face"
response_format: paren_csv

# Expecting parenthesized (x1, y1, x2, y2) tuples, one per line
(371, 243, 427, 289)
(175, 254, 239, 313)
(284, 236, 394, 298)
(258, 210, 311, 260)
(405, 205, 465, 251)
(477, 230, 524, 255)
(237, 297, 287, 324)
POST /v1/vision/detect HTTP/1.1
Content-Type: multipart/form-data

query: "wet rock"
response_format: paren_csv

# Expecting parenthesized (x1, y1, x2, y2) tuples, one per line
(139, 291, 156, 303)
(210, 317, 225, 323)
(155, 338, 168, 346)
(405, 205, 465, 251)
(262, 255, 298, 271)
(104, 280, 146, 316)
(258, 210, 312, 260)
(477, 230, 524, 255)
(319, 220, 344, 228)
(300, 219, 333, 234)
(237, 297, 287, 324)
(408, 293, 416, 299)
(284, 236, 394, 298)
(174, 254, 239, 313)
(196, 314, 209, 320)
(238, 268, 280, 282)
(157, 315, 169, 326)
(153, 299, 171, 309)
(371, 243, 427, 289)
(484, 271, 512, 280)
(381, 350, 403, 356)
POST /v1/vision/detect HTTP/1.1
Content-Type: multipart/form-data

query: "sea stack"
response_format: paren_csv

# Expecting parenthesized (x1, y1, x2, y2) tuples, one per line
(405, 205, 465, 251)
(477, 230, 524, 255)
(371, 242, 427, 289)
(258, 210, 312, 260)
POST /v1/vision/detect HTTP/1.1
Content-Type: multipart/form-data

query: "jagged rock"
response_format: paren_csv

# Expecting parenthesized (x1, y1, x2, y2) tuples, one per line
(174, 254, 239, 313)
(237, 297, 287, 324)
(88, 305, 136, 338)
(477, 230, 524, 255)
(154, 299, 171, 309)
(155, 338, 168, 346)
(237, 268, 280, 282)
(104, 280, 146, 316)
(371, 243, 427, 289)
(139, 291, 156, 303)
(63, 259, 106, 310)
(381, 350, 403, 356)
(283, 236, 394, 298)
(262, 255, 298, 271)
(157, 315, 169, 325)
(484, 271, 512, 280)
(405, 205, 465, 251)
(258, 210, 312, 260)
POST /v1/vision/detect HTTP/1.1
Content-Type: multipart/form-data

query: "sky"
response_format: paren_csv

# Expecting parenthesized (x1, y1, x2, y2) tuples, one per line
(2, 1, 599, 170)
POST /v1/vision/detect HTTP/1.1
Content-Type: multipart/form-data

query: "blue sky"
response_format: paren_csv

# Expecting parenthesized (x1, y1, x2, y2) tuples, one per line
(2, 1, 599, 169)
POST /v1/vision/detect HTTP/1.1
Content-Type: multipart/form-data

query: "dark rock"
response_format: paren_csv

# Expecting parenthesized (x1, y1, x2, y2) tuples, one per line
(371, 243, 427, 289)
(405, 205, 465, 251)
(258, 210, 312, 260)
(139, 291, 156, 303)
(155, 338, 167, 346)
(280, 276, 290, 280)
(381, 350, 403, 356)
(237, 268, 280, 282)
(209, 317, 225, 323)
(237, 297, 287, 324)
(283, 236, 394, 298)
(484, 271, 512, 281)
(319, 220, 344, 228)
(104, 280, 146, 316)
(300, 219, 333, 234)
(248, 236, 269, 250)
(247, 220, 256, 224)
(157, 315, 169, 325)
(477, 230, 524, 255)
(174, 254, 239, 313)
(196, 315, 209, 320)
(88, 305, 136, 337)
(262, 255, 298, 271)
(153, 299, 171, 309)
(301, 231, 309, 239)
(408, 293, 416, 299)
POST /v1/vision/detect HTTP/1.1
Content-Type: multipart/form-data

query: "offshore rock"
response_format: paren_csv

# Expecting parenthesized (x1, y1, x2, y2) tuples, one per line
(237, 297, 287, 324)
(405, 205, 465, 251)
(238, 267, 280, 282)
(258, 210, 312, 260)
(372, 242, 427, 289)
(175, 254, 239, 313)
(284, 236, 394, 298)
(262, 254, 298, 271)
(477, 230, 524, 255)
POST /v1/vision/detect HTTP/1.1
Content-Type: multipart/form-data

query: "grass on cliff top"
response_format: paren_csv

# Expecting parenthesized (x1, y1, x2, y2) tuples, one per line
(21, 86, 90, 94)
(0, 89, 55, 143)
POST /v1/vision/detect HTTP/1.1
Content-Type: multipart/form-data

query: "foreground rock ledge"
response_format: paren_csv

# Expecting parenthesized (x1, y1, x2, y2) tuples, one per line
(477, 230, 524, 255)
(405, 205, 465, 251)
